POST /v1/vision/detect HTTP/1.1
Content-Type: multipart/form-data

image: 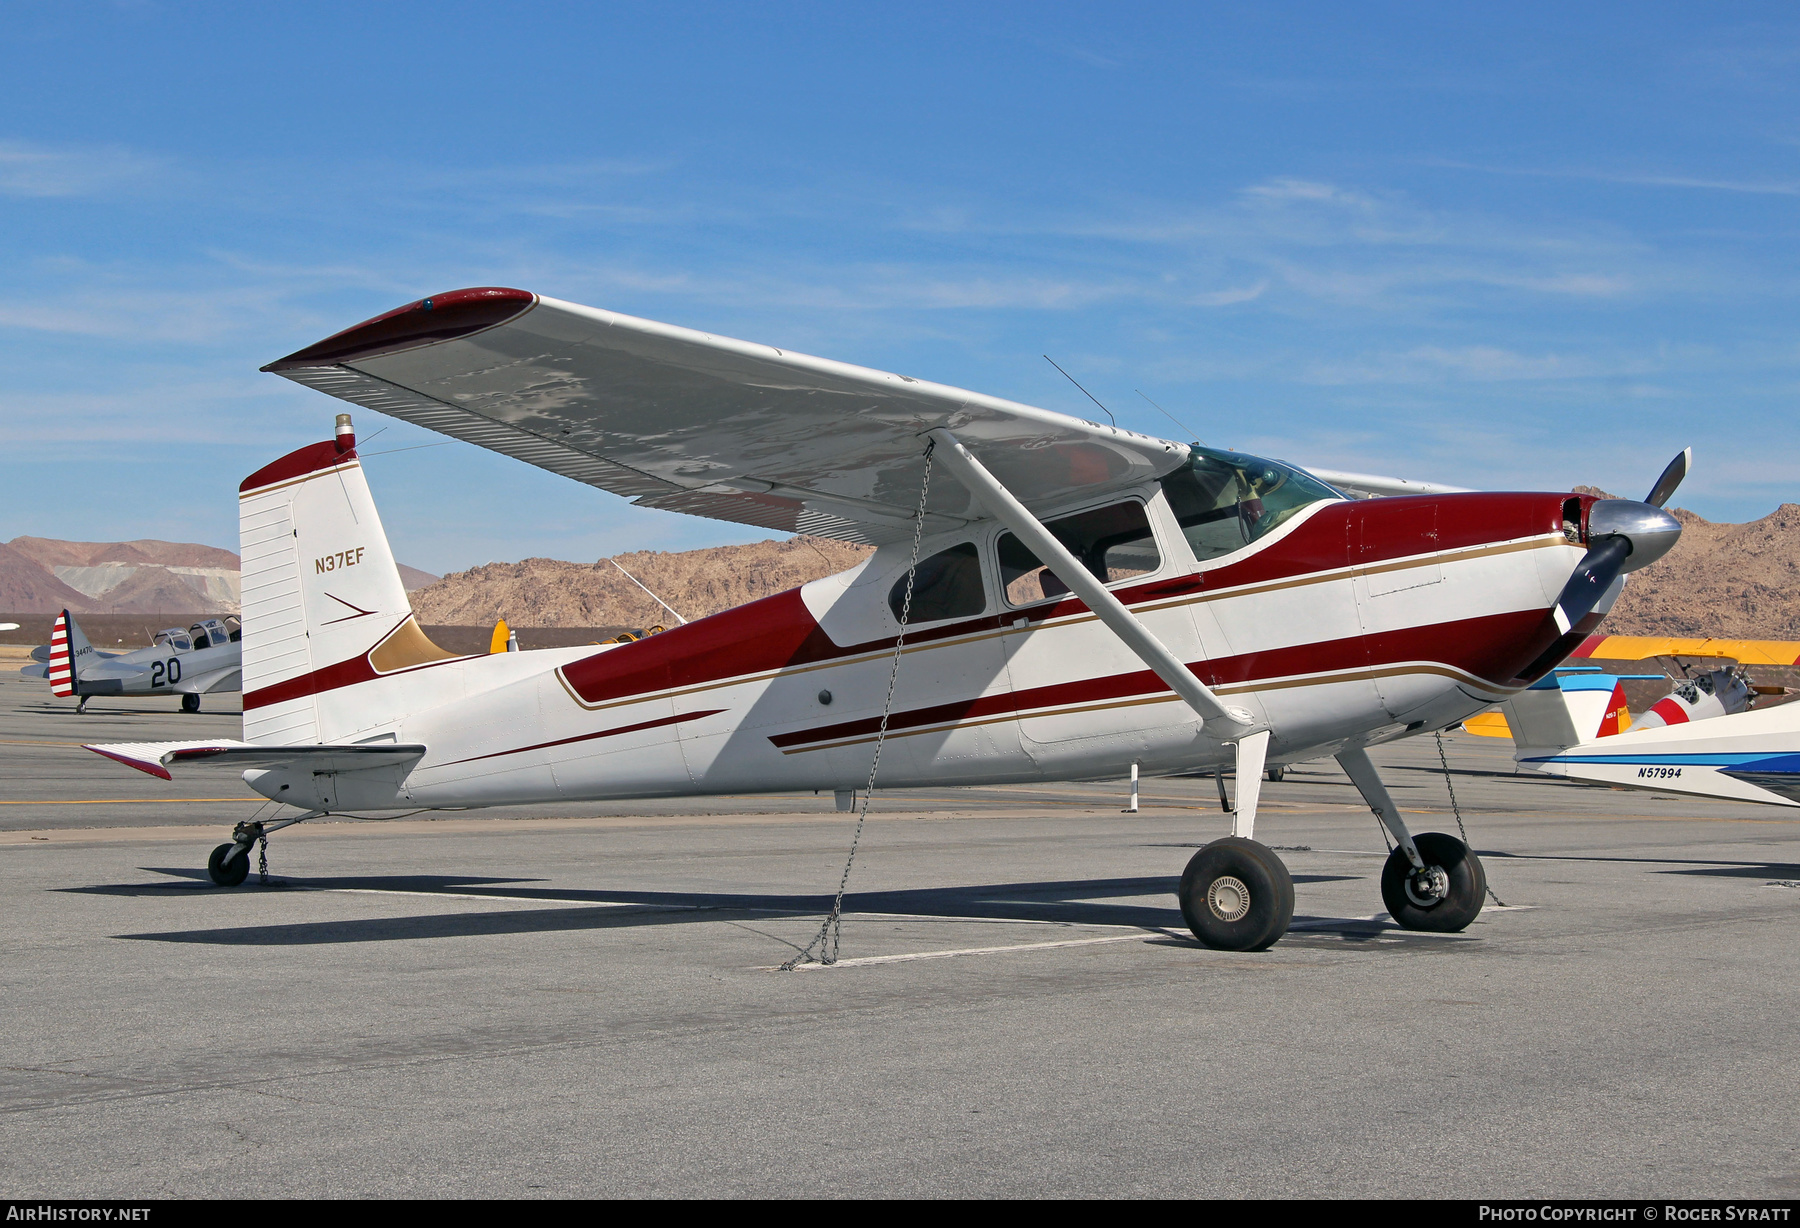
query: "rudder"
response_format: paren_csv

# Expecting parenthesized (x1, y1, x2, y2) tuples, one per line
(46, 609, 94, 697)
(238, 414, 457, 744)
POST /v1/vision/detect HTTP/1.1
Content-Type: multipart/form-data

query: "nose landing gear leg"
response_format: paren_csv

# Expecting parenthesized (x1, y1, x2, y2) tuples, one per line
(1336, 748, 1485, 932)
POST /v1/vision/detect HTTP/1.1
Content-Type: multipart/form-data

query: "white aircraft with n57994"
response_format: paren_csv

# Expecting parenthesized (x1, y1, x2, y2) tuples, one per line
(87, 288, 1688, 952)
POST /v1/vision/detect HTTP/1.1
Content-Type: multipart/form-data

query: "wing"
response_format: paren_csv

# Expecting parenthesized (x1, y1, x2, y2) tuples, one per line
(262, 288, 1187, 544)
(1302, 467, 1475, 500)
(87, 740, 426, 781)
(1573, 635, 1800, 666)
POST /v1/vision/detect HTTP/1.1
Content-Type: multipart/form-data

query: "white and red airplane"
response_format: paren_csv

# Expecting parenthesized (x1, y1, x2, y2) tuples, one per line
(85, 287, 1688, 952)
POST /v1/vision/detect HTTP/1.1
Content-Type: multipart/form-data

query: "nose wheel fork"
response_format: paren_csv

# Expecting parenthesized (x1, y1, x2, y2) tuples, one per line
(1381, 832, 1486, 931)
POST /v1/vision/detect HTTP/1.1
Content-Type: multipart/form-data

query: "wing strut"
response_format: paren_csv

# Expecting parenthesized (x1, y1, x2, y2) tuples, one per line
(927, 428, 1261, 748)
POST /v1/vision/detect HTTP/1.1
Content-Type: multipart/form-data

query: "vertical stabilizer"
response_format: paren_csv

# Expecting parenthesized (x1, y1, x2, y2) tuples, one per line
(238, 414, 456, 744)
(46, 609, 92, 697)
(1503, 670, 1651, 764)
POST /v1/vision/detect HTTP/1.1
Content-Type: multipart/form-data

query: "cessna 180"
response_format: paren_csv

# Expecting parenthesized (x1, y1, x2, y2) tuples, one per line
(85, 288, 1689, 953)
(22, 610, 242, 713)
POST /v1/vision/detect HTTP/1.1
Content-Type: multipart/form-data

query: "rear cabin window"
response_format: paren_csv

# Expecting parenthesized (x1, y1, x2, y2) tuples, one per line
(1160, 446, 1343, 564)
(997, 500, 1161, 606)
(889, 541, 986, 623)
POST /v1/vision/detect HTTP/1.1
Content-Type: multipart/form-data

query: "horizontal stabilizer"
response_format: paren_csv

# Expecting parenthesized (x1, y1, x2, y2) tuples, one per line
(86, 739, 426, 781)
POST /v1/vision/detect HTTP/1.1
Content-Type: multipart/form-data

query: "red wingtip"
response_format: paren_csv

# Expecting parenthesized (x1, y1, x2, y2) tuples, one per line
(85, 745, 173, 781)
(260, 287, 536, 372)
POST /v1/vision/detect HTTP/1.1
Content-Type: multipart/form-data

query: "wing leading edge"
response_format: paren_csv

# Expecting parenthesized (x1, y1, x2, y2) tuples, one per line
(262, 288, 1188, 544)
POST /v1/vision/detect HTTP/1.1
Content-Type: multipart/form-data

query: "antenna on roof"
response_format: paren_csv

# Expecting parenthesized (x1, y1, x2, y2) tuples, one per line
(1043, 355, 1115, 426)
(610, 559, 688, 625)
(1135, 389, 1202, 444)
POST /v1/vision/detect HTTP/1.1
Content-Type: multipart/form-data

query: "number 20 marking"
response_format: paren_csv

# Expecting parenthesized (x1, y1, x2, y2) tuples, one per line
(150, 658, 182, 688)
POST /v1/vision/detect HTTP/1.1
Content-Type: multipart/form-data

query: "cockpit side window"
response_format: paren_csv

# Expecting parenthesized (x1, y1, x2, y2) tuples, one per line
(888, 542, 986, 624)
(997, 499, 1161, 606)
(1160, 446, 1343, 564)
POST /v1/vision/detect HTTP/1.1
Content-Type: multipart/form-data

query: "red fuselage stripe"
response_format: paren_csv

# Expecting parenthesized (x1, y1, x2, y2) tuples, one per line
(767, 607, 1548, 749)
(557, 492, 1574, 710)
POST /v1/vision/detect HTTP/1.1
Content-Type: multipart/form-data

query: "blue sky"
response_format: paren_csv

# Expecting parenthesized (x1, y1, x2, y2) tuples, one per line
(3, 2, 1798, 573)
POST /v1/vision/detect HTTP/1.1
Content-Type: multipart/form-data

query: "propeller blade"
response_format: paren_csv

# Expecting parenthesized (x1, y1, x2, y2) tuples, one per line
(1552, 536, 1632, 636)
(1643, 447, 1691, 509)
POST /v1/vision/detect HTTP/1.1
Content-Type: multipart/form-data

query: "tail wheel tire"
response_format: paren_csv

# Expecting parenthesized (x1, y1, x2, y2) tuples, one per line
(1178, 837, 1294, 951)
(181, 693, 201, 713)
(207, 843, 249, 887)
(1381, 832, 1485, 932)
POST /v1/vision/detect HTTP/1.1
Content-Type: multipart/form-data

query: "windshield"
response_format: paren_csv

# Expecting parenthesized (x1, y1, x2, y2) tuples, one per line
(1160, 445, 1344, 564)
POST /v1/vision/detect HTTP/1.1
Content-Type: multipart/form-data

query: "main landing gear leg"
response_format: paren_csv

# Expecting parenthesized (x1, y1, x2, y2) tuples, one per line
(1178, 731, 1295, 951)
(207, 811, 325, 887)
(1336, 747, 1485, 932)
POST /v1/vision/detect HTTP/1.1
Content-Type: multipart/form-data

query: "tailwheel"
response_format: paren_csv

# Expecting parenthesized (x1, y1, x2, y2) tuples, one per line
(207, 842, 250, 887)
(1381, 832, 1485, 932)
(1178, 837, 1294, 951)
(181, 693, 201, 714)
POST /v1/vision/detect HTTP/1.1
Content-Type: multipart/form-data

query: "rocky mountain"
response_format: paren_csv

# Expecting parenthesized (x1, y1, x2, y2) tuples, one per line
(1599, 503, 1800, 638)
(409, 537, 875, 629)
(408, 501, 1800, 639)
(0, 537, 440, 614)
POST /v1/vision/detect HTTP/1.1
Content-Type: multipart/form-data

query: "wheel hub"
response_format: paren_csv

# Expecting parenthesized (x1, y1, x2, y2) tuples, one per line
(1405, 864, 1450, 907)
(1207, 875, 1251, 922)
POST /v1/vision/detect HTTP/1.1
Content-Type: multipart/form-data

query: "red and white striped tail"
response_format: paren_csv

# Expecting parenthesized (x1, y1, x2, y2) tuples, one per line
(47, 610, 75, 697)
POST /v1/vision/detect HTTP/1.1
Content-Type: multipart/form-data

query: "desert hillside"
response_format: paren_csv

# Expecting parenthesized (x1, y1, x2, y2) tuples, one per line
(0, 537, 439, 614)
(408, 501, 1800, 638)
(410, 537, 875, 628)
(9, 496, 1797, 636)
(1598, 503, 1800, 637)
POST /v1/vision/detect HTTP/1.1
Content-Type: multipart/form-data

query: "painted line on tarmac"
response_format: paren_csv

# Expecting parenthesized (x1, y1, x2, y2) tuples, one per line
(312, 887, 693, 910)
(785, 931, 1162, 969)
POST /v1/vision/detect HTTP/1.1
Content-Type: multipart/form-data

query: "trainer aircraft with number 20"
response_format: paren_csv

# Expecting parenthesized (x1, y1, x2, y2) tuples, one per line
(84, 287, 1690, 953)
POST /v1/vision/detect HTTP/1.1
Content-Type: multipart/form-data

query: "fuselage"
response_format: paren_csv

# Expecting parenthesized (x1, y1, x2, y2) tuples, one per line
(245, 483, 1601, 814)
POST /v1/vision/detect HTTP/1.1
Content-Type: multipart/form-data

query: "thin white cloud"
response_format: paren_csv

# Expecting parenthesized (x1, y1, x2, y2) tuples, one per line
(0, 140, 162, 198)
(1427, 159, 1800, 197)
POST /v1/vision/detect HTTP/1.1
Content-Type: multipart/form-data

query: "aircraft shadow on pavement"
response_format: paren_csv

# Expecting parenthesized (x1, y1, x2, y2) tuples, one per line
(1477, 850, 1800, 881)
(87, 868, 1358, 946)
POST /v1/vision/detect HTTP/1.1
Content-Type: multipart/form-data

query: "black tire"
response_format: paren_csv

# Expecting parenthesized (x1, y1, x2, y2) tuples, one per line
(1265, 766, 1285, 783)
(208, 843, 249, 887)
(1178, 837, 1294, 951)
(181, 693, 201, 714)
(1381, 832, 1485, 932)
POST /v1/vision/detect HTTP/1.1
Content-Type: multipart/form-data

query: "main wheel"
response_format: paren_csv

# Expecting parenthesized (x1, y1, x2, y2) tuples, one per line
(1265, 766, 1285, 782)
(207, 843, 249, 887)
(1178, 837, 1294, 951)
(1381, 832, 1485, 932)
(181, 693, 201, 713)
